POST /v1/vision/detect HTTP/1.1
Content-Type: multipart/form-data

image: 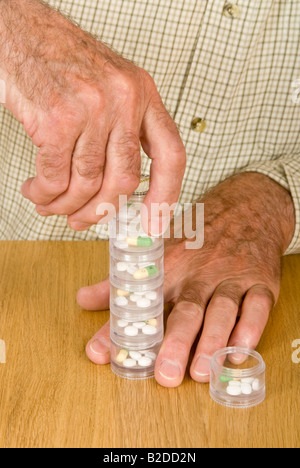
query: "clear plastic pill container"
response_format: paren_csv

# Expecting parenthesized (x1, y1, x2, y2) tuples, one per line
(209, 347, 266, 408)
(109, 176, 164, 379)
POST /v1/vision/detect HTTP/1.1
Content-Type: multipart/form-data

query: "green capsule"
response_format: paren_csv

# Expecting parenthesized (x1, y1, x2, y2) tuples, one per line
(133, 265, 158, 279)
(219, 375, 233, 383)
(127, 236, 153, 247)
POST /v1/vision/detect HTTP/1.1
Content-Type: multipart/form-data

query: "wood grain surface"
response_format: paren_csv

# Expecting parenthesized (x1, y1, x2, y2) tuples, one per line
(0, 241, 299, 448)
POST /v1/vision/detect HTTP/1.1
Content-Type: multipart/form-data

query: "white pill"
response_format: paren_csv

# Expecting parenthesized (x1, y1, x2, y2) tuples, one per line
(114, 240, 128, 249)
(117, 262, 127, 272)
(123, 359, 137, 368)
(241, 383, 252, 395)
(115, 296, 128, 306)
(129, 351, 142, 360)
(226, 385, 242, 396)
(129, 294, 139, 302)
(127, 263, 138, 274)
(124, 326, 138, 336)
(117, 319, 129, 328)
(228, 380, 241, 387)
(241, 377, 255, 384)
(138, 357, 152, 367)
(142, 325, 157, 335)
(136, 298, 151, 308)
(144, 351, 157, 360)
(252, 379, 260, 391)
(145, 291, 158, 301)
(132, 321, 146, 329)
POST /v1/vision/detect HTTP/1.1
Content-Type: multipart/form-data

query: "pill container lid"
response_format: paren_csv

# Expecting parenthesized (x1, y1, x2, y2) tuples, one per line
(209, 346, 266, 409)
(110, 333, 164, 351)
(110, 273, 164, 292)
(110, 239, 164, 261)
(110, 302, 164, 320)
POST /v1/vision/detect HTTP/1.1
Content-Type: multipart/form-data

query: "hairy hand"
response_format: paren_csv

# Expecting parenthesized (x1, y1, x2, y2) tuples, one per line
(0, 0, 185, 233)
(78, 172, 295, 387)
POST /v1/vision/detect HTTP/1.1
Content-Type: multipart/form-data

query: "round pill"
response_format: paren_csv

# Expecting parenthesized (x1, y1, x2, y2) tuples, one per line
(127, 264, 138, 274)
(129, 351, 142, 360)
(228, 380, 241, 386)
(241, 377, 255, 384)
(115, 296, 128, 306)
(143, 351, 157, 360)
(138, 357, 152, 367)
(142, 325, 157, 335)
(129, 294, 139, 302)
(132, 321, 146, 329)
(123, 359, 137, 368)
(136, 298, 151, 308)
(241, 383, 252, 395)
(252, 379, 260, 391)
(114, 240, 129, 249)
(145, 291, 158, 301)
(117, 262, 127, 271)
(226, 385, 242, 396)
(124, 326, 138, 336)
(117, 319, 129, 328)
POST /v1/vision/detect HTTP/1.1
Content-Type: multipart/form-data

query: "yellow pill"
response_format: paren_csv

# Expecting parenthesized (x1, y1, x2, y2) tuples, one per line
(115, 349, 128, 363)
(133, 265, 158, 279)
(146, 318, 157, 327)
(117, 289, 131, 296)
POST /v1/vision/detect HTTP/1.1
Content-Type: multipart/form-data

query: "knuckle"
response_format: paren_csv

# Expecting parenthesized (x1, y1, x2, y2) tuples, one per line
(249, 285, 275, 309)
(173, 300, 203, 321)
(38, 148, 69, 183)
(75, 152, 104, 180)
(214, 282, 244, 307)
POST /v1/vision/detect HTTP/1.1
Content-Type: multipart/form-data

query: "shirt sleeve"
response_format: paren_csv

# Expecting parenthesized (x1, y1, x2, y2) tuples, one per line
(239, 157, 300, 256)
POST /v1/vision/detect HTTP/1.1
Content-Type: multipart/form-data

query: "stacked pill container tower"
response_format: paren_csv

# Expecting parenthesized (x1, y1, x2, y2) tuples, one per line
(109, 176, 164, 379)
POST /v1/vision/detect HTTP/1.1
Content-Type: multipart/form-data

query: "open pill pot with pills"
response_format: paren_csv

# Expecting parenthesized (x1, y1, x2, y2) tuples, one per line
(209, 347, 266, 408)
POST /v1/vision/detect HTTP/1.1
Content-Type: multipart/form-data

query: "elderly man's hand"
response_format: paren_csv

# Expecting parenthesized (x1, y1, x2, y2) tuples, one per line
(78, 172, 295, 387)
(0, 0, 185, 233)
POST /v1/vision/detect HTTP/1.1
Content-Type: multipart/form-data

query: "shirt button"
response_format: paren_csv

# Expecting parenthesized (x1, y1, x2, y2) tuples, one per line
(191, 117, 207, 133)
(223, 3, 241, 19)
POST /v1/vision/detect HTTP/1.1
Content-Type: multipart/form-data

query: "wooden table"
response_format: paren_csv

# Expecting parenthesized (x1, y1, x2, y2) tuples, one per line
(0, 241, 299, 448)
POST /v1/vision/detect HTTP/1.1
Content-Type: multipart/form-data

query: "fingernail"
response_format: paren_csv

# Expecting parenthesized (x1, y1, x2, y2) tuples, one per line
(149, 216, 170, 237)
(89, 338, 110, 356)
(193, 356, 210, 377)
(158, 359, 181, 380)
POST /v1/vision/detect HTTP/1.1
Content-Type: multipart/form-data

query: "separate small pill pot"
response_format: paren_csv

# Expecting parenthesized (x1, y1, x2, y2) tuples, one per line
(111, 339, 162, 380)
(209, 347, 266, 408)
(110, 310, 164, 343)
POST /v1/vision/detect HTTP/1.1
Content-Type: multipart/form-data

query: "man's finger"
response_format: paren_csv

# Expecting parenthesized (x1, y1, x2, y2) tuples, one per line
(36, 125, 108, 216)
(67, 120, 141, 230)
(85, 320, 111, 365)
(21, 139, 75, 205)
(190, 282, 244, 382)
(140, 90, 186, 236)
(155, 299, 206, 388)
(77, 277, 110, 311)
(228, 284, 275, 359)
